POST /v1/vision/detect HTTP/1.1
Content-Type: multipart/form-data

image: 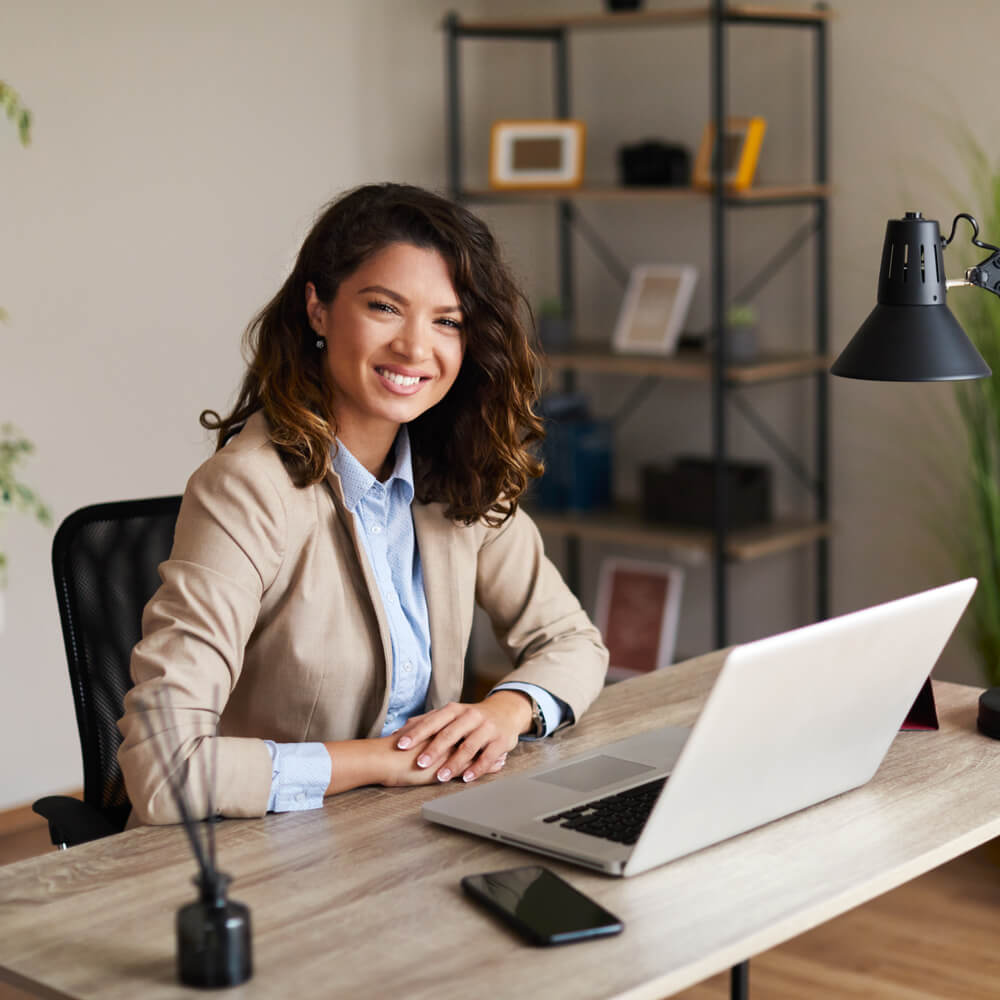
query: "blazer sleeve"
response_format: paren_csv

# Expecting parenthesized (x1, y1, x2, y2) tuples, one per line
(475, 506, 609, 725)
(117, 449, 286, 825)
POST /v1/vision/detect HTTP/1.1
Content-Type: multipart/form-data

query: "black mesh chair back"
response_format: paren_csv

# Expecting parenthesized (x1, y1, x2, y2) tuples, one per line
(38, 496, 182, 843)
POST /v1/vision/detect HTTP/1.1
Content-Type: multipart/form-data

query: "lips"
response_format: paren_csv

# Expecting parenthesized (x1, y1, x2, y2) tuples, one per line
(375, 366, 430, 393)
(377, 368, 422, 387)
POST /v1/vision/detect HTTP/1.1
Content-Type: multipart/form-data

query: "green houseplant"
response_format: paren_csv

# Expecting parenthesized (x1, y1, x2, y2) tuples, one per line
(0, 427, 51, 587)
(940, 129, 1000, 685)
(1, 82, 49, 597)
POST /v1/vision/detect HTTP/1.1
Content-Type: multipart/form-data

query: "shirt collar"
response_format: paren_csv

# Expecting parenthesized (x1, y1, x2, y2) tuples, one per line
(331, 427, 414, 511)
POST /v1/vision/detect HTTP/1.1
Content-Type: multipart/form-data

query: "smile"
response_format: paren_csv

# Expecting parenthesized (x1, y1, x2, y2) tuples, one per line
(376, 367, 425, 387)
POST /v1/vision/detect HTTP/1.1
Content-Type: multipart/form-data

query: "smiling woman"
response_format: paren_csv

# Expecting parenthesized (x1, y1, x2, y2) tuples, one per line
(117, 183, 609, 825)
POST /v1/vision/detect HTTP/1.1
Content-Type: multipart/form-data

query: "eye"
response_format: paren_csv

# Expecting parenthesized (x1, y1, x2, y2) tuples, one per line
(367, 299, 399, 315)
(437, 316, 463, 331)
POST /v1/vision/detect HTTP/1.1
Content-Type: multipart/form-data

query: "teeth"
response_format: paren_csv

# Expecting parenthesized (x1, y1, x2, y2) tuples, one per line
(377, 368, 421, 387)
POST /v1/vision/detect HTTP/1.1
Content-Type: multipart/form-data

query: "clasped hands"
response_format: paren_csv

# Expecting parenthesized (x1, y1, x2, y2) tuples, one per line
(387, 690, 533, 786)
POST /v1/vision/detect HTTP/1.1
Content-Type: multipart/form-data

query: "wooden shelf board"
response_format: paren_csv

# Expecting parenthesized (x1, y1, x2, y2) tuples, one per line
(527, 505, 832, 563)
(461, 184, 831, 203)
(456, 6, 834, 33)
(542, 346, 831, 384)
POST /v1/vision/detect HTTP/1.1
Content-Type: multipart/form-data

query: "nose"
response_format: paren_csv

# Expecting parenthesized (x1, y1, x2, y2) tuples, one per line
(390, 317, 430, 361)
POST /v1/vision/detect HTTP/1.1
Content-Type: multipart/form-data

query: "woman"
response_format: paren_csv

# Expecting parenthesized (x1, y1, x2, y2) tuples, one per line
(118, 183, 608, 825)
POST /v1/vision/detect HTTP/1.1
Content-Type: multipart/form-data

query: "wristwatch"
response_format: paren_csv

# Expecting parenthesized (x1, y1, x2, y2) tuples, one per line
(529, 697, 545, 737)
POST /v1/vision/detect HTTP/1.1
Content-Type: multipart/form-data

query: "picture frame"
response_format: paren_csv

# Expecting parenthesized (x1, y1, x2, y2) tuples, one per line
(611, 264, 698, 355)
(489, 119, 586, 190)
(594, 557, 684, 680)
(692, 115, 767, 191)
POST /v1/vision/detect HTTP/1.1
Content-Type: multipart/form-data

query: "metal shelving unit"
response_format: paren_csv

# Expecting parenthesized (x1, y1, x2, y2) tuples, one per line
(444, 3, 831, 654)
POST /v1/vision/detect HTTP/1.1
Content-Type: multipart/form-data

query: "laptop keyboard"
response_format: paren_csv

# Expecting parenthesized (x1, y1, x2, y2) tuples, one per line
(542, 776, 667, 846)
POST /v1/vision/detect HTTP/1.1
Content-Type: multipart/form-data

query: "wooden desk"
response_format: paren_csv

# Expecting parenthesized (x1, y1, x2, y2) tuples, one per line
(2, 652, 999, 1000)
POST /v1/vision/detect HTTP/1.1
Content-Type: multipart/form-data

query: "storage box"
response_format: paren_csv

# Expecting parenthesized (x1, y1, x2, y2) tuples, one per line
(640, 457, 772, 529)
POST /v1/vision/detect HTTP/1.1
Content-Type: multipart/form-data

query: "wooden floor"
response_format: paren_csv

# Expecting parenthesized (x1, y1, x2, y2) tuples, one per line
(1, 807, 998, 999)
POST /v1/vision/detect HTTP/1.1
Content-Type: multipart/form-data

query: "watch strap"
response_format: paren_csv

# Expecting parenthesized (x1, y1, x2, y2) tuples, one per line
(529, 697, 545, 737)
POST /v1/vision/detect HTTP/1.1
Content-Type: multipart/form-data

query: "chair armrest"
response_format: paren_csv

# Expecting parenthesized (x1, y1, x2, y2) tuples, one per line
(32, 795, 124, 847)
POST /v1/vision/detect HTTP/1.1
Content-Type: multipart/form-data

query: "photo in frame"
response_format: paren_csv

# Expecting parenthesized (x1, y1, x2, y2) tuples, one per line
(692, 115, 766, 191)
(594, 558, 684, 680)
(611, 264, 698, 355)
(489, 119, 586, 190)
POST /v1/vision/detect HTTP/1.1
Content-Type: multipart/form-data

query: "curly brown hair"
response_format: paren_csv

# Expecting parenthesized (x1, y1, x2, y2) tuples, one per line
(201, 183, 544, 526)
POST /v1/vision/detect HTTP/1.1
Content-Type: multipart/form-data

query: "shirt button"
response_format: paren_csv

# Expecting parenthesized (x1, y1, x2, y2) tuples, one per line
(295, 792, 305, 803)
(403, 662, 414, 673)
(370, 524, 382, 535)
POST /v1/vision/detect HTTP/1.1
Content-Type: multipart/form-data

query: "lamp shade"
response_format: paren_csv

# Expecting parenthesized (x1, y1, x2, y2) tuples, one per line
(831, 213, 992, 381)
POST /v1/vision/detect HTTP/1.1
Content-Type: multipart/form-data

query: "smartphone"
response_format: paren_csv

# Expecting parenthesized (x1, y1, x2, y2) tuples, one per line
(461, 865, 624, 946)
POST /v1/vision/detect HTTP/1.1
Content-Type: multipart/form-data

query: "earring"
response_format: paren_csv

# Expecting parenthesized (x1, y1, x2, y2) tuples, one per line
(315, 335, 326, 351)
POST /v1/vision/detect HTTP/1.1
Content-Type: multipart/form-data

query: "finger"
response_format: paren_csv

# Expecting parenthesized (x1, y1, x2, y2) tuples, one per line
(395, 704, 462, 750)
(461, 748, 509, 783)
(434, 731, 492, 783)
(451, 736, 512, 784)
(415, 708, 487, 771)
(419, 716, 487, 777)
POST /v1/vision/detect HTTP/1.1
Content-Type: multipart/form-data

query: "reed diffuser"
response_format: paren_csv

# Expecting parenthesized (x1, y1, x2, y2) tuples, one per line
(140, 690, 252, 988)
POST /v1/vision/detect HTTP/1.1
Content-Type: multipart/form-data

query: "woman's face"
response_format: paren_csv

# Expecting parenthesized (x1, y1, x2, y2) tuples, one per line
(306, 241, 466, 473)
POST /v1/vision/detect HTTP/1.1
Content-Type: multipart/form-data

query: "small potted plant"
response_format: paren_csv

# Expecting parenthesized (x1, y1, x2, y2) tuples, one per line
(536, 298, 572, 351)
(725, 303, 759, 363)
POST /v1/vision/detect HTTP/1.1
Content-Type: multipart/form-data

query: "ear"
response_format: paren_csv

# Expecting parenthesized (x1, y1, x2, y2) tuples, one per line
(304, 282, 326, 333)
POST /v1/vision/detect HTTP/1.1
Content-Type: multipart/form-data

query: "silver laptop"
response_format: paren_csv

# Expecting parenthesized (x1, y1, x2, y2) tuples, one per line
(423, 578, 976, 877)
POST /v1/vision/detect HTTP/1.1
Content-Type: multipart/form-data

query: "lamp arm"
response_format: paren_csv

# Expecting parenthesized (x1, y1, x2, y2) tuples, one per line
(941, 212, 999, 252)
(941, 213, 1000, 300)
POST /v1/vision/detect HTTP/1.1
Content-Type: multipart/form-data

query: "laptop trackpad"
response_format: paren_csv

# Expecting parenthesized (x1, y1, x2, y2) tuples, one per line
(533, 755, 656, 794)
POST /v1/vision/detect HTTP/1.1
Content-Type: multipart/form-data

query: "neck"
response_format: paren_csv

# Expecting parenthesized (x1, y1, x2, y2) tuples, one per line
(338, 427, 398, 481)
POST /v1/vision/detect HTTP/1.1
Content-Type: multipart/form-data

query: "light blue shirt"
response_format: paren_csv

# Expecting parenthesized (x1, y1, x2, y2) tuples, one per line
(266, 429, 569, 812)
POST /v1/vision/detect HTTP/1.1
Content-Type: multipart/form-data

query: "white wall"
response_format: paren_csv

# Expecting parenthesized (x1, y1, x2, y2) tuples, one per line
(0, 0, 481, 810)
(1, 0, 996, 810)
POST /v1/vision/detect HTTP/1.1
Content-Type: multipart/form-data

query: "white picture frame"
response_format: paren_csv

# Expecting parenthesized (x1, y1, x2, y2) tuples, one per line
(611, 264, 698, 355)
(489, 119, 586, 190)
(593, 557, 684, 680)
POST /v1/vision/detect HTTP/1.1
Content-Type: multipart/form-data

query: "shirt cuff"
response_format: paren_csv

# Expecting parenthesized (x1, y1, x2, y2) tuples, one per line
(490, 682, 573, 740)
(264, 740, 332, 813)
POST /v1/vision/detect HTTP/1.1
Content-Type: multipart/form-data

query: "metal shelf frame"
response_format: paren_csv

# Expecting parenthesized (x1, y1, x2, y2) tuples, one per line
(443, 3, 831, 653)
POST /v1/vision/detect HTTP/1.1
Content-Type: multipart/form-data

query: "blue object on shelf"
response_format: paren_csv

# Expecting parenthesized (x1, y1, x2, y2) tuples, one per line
(535, 396, 612, 512)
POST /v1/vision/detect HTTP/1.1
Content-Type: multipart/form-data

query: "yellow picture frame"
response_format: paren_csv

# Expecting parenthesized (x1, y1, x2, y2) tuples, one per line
(692, 115, 766, 191)
(489, 119, 586, 190)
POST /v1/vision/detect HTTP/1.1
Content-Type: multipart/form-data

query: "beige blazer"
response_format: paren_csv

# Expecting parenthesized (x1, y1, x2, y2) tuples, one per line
(118, 412, 608, 824)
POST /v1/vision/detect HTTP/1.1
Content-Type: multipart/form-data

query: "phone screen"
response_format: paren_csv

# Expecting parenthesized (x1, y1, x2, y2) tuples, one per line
(461, 865, 624, 946)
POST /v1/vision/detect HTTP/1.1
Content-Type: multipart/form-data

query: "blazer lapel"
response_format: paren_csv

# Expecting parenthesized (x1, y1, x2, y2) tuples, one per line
(324, 467, 396, 737)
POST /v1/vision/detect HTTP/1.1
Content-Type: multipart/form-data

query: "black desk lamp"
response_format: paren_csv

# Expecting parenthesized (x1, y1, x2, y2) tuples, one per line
(832, 211, 995, 381)
(831, 210, 1000, 738)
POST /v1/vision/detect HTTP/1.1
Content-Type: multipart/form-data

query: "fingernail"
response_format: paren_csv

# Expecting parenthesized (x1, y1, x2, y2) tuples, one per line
(397, 736, 412, 749)
(437, 768, 451, 782)
(417, 754, 430, 768)
(463, 770, 476, 782)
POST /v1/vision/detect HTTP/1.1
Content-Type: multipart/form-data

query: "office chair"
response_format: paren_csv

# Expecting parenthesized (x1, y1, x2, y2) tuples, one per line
(32, 495, 182, 848)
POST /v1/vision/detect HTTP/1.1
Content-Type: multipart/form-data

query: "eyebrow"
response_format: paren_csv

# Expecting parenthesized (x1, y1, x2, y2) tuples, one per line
(358, 284, 462, 314)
